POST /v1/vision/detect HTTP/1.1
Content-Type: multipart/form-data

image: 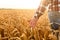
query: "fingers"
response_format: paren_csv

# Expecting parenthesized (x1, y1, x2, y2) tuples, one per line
(29, 18, 37, 28)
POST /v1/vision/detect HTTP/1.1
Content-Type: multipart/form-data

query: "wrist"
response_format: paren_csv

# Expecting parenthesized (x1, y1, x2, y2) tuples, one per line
(34, 12, 43, 19)
(32, 16, 38, 22)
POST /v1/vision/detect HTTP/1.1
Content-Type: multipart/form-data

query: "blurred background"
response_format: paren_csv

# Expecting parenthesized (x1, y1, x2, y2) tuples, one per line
(0, 0, 41, 9)
(0, 0, 56, 40)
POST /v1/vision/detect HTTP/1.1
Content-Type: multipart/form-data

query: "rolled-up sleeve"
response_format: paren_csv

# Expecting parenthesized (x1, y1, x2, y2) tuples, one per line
(33, 0, 49, 19)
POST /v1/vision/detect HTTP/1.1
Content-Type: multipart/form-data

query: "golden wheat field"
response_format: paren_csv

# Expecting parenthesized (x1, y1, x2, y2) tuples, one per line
(0, 9, 57, 40)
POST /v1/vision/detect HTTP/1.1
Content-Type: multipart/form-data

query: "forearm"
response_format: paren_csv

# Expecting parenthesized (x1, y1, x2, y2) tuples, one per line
(33, 0, 49, 19)
(33, 6, 46, 20)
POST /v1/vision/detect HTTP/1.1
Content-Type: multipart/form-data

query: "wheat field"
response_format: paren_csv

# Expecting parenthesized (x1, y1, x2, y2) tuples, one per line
(0, 9, 57, 40)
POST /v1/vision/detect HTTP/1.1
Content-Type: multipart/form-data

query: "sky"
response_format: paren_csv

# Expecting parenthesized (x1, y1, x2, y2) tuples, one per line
(0, 0, 41, 9)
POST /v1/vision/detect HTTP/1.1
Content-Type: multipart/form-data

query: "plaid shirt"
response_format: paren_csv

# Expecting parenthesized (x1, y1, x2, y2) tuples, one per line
(33, 0, 60, 19)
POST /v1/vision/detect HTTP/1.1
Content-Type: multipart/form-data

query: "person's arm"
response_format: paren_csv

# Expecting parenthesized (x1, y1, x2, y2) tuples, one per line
(33, 0, 49, 19)
(29, 0, 49, 27)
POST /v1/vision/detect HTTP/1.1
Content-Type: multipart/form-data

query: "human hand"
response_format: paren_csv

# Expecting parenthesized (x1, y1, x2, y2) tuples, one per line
(29, 17, 38, 28)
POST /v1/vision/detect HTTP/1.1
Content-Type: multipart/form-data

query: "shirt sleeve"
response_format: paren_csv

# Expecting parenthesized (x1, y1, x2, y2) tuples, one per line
(33, 0, 49, 19)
